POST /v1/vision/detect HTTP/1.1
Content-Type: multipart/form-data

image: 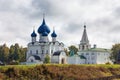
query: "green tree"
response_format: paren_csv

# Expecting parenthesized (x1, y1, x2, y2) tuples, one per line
(9, 45, 15, 62)
(68, 45, 78, 55)
(0, 43, 27, 64)
(19, 47, 27, 62)
(110, 43, 120, 62)
(13, 43, 20, 61)
(0, 45, 4, 62)
(2, 44, 9, 63)
(44, 54, 50, 63)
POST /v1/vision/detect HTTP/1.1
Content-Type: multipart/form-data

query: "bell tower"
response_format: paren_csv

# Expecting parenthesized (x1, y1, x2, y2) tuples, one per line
(79, 25, 91, 50)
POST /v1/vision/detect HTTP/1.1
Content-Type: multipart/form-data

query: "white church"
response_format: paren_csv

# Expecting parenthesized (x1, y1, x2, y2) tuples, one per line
(26, 16, 112, 64)
(26, 17, 67, 64)
(68, 25, 112, 64)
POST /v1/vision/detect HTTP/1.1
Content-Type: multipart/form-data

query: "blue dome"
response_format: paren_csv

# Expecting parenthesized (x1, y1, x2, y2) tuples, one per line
(42, 31, 48, 36)
(31, 30, 37, 37)
(51, 30, 57, 37)
(38, 18, 50, 34)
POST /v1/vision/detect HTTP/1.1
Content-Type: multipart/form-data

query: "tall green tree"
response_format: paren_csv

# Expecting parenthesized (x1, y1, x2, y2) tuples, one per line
(9, 45, 15, 62)
(13, 43, 20, 61)
(19, 47, 27, 62)
(0, 45, 4, 62)
(0, 44, 9, 63)
(68, 45, 78, 55)
(110, 43, 120, 62)
(2, 44, 9, 63)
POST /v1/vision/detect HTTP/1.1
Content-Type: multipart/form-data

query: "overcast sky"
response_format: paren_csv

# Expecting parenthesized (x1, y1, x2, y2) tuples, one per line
(0, 0, 120, 49)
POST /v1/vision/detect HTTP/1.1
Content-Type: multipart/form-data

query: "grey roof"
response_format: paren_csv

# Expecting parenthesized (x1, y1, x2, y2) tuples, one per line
(79, 48, 111, 53)
(53, 51, 63, 56)
(33, 55, 41, 60)
(80, 25, 89, 44)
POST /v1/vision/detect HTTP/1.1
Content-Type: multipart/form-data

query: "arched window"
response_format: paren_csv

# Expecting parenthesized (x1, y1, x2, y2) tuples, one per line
(86, 45, 88, 49)
(82, 45, 84, 50)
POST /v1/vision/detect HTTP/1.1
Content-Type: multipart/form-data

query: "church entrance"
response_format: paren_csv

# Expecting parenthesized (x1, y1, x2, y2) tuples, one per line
(61, 58, 65, 64)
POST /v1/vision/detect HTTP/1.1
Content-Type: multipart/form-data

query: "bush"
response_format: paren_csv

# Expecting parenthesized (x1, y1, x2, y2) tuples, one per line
(9, 60, 19, 65)
(105, 62, 111, 65)
(44, 54, 50, 64)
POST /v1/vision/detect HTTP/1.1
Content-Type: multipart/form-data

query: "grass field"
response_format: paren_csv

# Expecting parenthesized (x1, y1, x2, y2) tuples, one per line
(0, 64, 120, 80)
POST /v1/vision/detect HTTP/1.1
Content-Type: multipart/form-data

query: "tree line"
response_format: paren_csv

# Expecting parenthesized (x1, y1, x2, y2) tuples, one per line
(0, 43, 27, 64)
(0, 42, 120, 64)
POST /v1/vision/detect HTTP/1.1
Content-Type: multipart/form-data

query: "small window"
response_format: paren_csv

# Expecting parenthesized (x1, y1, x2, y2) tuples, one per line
(36, 50, 38, 54)
(42, 50, 44, 54)
(82, 45, 84, 50)
(46, 50, 48, 54)
(92, 53, 94, 55)
(30, 50, 32, 55)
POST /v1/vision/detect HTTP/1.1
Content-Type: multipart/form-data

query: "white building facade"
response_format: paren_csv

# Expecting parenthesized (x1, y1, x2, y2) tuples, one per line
(26, 17, 67, 64)
(77, 25, 112, 64)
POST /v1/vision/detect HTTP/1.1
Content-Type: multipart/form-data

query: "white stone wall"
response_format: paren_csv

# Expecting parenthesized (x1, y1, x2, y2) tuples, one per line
(78, 51, 111, 64)
(51, 56, 59, 63)
(67, 56, 86, 64)
(51, 52, 67, 64)
(96, 52, 111, 64)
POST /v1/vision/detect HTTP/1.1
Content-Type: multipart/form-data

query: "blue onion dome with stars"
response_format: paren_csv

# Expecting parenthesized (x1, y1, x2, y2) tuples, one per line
(38, 18, 50, 34)
(42, 31, 48, 36)
(31, 30, 37, 37)
(51, 30, 57, 37)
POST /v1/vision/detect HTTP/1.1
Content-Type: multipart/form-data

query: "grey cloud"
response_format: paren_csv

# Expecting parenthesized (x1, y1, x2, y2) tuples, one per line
(113, 7, 120, 18)
(79, 0, 101, 5)
(109, 25, 120, 33)
(0, 0, 120, 48)
(31, 0, 58, 19)
(64, 23, 82, 33)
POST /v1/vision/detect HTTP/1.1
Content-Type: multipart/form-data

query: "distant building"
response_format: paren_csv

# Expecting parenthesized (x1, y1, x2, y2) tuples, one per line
(26, 16, 67, 64)
(77, 25, 112, 64)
